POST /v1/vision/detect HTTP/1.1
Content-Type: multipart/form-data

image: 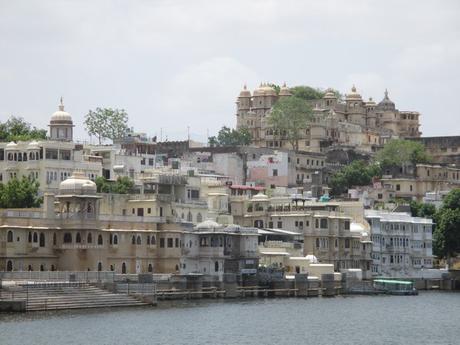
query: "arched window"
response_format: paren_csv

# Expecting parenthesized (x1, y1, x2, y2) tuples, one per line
(76, 233, 81, 243)
(28, 232, 32, 243)
(136, 235, 142, 245)
(33, 232, 38, 243)
(29, 152, 34, 160)
(122, 262, 127, 274)
(87, 202, 92, 213)
(151, 235, 156, 245)
(187, 211, 192, 222)
(97, 262, 102, 271)
(87, 233, 92, 243)
(40, 264, 45, 271)
(7, 230, 13, 243)
(51, 265, 55, 271)
(110, 265, 114, 271)
(109, 234, 113, 245)
(316, 238, 320, 248)
(53, 233, 57, 246)
(175, 264, 179, 272)
(23, 152, 27, 161)
(148, 264, 153, 272)
(131, 235, 136, 245)
(214, 261, 219, 272)
(147, 235, 151, 245)
(63, 233, 72, 243)
(196, 213, 203, 223)
(113, 234, 118, 245)
(39, 233, 45, 247)
(6, 260, 13, 272)
(97, 235, 103, 245)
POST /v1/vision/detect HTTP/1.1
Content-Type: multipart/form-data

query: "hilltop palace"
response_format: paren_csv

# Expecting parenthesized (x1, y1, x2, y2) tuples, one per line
(236, 84, 421, 153)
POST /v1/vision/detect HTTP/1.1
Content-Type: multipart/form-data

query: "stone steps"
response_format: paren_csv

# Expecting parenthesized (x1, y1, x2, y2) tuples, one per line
(4, 283, 150, 311)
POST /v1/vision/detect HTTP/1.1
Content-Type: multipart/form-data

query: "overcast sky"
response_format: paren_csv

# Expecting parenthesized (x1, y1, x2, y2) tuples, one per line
(1, 0, 459, 143)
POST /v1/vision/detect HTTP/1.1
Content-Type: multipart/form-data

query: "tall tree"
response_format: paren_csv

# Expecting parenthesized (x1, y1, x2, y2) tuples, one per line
(433, 189, 460, 261)
(0, 177, 42, 208)
(290, 86, 325, 100)
(329, 160, 381, 196)
(95, 176, 134, 194)
(268, 96, 312, 151)
(84, 108, 129, 144)
(375, 139, 430, 167)
(0, 116, 47, 142)
(208, 126, 251, 147)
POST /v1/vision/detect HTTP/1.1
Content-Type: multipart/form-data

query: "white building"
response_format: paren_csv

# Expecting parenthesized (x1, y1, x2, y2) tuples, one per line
(180, 220, 259, 281)
(365, 210, 434, 278)
(0, 100, 102, 192)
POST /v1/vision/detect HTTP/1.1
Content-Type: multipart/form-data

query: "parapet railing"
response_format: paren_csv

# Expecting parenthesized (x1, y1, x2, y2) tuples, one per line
(0, 271, 116, 283)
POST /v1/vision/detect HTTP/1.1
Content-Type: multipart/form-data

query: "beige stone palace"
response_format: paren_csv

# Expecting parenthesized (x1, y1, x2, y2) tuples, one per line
(236, 84, 421, 153)
(0, 172, 182, 274)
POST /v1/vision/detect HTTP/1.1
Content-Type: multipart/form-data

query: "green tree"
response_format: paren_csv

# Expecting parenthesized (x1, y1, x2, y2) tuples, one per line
(329, 160, 381, 196)
(375, 139, 430, 168)
(410, 200, 436, 218)
(208, 126, 252, 147)
(0, 177, 42, 208)
(95, 176, 134, 194)
(84, 108, 129, 144)
(0, 116, 47, 142)
(290, 86, 325, 101)
(268, 97, 312, 151)
(433, 189, 460, 260)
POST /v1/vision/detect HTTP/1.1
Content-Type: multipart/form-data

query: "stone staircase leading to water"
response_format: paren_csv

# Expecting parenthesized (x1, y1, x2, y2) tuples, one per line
(2, 282, 149, 311)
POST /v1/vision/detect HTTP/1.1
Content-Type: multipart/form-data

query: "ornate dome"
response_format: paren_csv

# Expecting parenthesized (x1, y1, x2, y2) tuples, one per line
(345, 85, 363, 101)
(239, 84, 252, 98)
(50, 97, 73, 124)
(377, 89, 395, 111)
(5, 141, 18, 149)
(59, 171, 96, 195)
(262, 83, 277, 96)
(279, 82, 292, 97)
(323, 88, 337, 99)
(253, 83, 265, 97)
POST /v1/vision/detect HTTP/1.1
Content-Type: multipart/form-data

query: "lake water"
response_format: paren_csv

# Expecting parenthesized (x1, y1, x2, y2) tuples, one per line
(1, 291, 459, 345)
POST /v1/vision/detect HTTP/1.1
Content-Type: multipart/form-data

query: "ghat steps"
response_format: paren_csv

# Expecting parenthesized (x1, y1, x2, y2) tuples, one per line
(2, 283, 149, 311)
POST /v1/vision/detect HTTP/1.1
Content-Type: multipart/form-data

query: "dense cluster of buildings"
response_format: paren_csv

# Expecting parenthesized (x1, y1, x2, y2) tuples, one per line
(2, 85, 457, 280)
(236, 84, 421, 153)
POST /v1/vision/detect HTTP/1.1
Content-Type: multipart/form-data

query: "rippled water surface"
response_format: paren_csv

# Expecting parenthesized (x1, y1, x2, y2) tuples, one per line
(1, 292, 459, 345)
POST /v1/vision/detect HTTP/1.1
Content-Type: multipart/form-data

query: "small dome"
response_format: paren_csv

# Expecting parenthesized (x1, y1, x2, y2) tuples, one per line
(50, 98, 73, 123)
(305, 254, 319, 264)
(279, 82, 292, 97)
(377, 89, 395, 111)
(195, 219, 222, 230)
(59, 171, 96, 195)
(5, 141, 18, 149)
(253, 83, 265, 97)
(345, 85, 362, 101)
(252, 192, 269, 201)
(27, 141, 40, 150)
(365, 97, 376, 106)
(323, 88, 337, 99)
(262, 84, 277, 96)
(239, 84, 251, 98)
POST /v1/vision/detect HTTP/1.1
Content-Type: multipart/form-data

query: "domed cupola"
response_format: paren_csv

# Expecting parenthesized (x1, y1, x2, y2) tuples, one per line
(238, 84, 252, 98)
(49, 97, 74, 141)
(377, 89, 396, 111)
(345, 85, 363, 102)
(59, 171, 97, 195)
(279, 82, 292, 97)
